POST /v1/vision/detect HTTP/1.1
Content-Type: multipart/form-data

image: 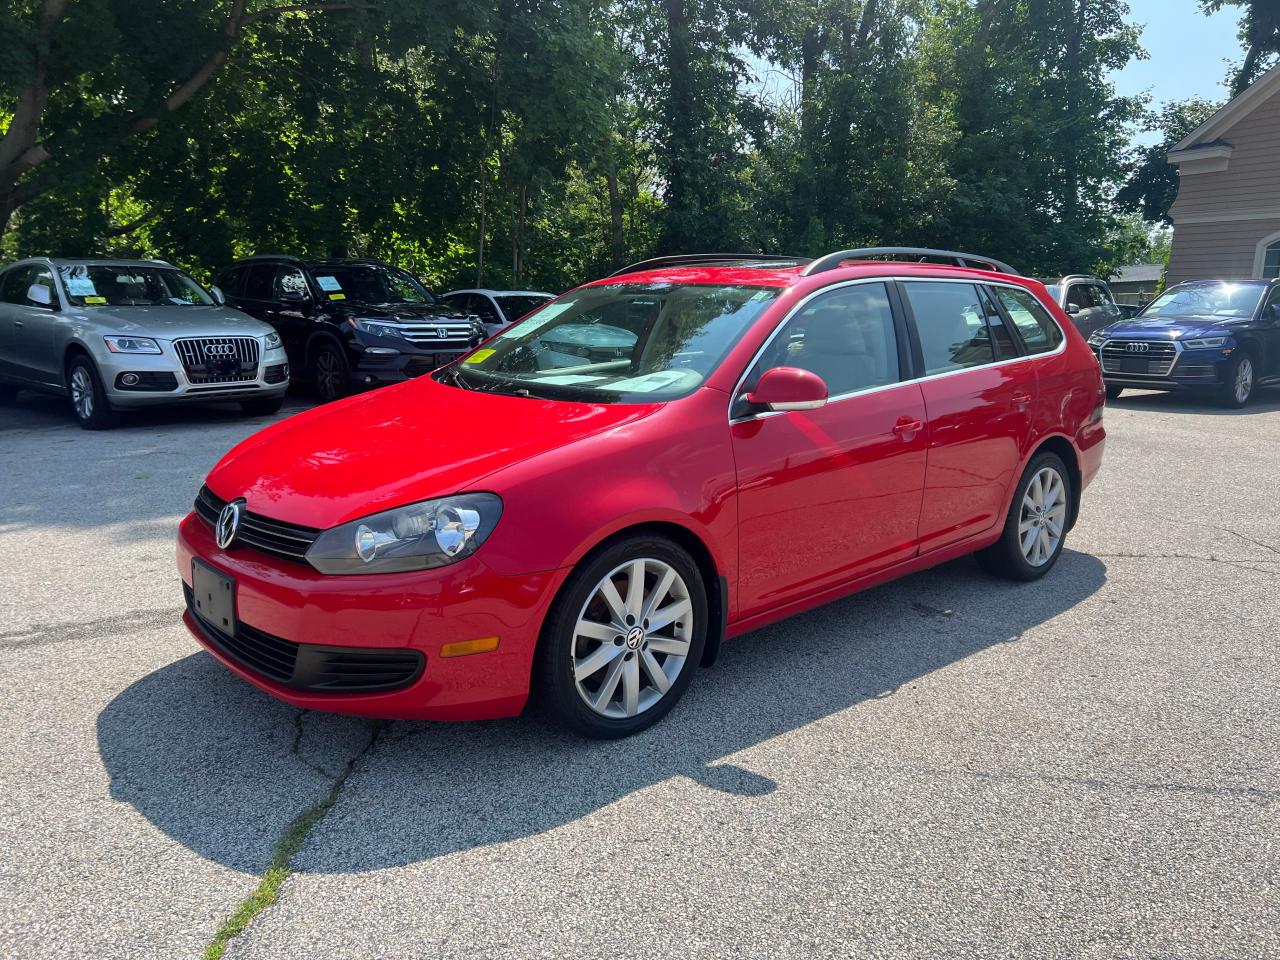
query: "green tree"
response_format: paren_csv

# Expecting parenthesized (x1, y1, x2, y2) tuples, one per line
(1115, 97, 1220, 224)
(1202, 0, 1280, 95)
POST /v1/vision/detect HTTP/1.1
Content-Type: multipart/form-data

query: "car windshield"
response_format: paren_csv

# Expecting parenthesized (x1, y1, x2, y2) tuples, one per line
(495, 294, 553, 321)
(441, 283, 780, 402)
(1142, 282, 1265, 319)
(311, 264, 434, 305)
(58, 265, 213, 306)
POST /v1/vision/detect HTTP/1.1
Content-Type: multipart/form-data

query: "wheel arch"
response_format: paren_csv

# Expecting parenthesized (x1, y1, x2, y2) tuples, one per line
(540, 520, 728, 670)
(1028, 434, 1082, 531)
(62, 340, 95, 391)
(303, 330, 347, 370)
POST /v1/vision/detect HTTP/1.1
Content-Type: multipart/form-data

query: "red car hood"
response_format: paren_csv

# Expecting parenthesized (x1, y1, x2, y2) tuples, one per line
(206, 376, 660, 528)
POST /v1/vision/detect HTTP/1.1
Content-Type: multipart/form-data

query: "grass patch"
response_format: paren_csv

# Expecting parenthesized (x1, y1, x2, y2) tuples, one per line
(204, 720, 381, 959)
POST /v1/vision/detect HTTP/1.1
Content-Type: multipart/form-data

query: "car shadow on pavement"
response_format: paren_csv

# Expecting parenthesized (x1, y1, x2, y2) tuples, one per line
(97, 550, 1106, 875)
(1109, 388, 1280, 416)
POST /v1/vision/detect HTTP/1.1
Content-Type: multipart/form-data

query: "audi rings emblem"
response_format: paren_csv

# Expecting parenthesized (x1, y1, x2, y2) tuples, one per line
(204, 343, 238, 357)
(1125, 342, 1149, 353)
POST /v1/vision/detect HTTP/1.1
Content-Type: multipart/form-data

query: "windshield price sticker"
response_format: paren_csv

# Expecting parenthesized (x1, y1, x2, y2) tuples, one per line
(65, 276, 98, 296)
(84, 296, 107, 304)
(465, 348, 496, 364)
(329, 292, 346, 301)
(499, 301, 572, 338)
(316, 275, 343, 292)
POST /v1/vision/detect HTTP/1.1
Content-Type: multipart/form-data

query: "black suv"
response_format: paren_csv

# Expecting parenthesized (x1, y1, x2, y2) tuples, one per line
(214, 256, 484, 400)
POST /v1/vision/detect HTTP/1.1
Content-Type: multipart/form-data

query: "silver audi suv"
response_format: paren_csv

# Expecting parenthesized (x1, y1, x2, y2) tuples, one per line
(0, 257, 289, 429)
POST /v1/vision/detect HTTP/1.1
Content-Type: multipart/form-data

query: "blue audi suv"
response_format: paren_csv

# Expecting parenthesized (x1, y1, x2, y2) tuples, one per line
(1089, 279, 1280, 407)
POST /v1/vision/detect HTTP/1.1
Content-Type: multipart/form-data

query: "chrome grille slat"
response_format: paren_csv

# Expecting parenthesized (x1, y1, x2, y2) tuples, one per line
(1100, 340, 1178, 378)
(192, 485, 319, 564)
(174, 336, 261, 384)
(387, 322, 475, 346)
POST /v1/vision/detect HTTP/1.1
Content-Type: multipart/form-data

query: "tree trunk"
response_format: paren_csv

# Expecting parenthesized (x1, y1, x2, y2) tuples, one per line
(1061, 0, 1085, 226)
(606, 153, 624, 266)
(661, 0, 695, 251)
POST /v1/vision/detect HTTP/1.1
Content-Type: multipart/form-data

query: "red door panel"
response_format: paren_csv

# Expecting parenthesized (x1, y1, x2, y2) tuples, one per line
(916, 360, 1036, 553)
(731, 383, 928, 618)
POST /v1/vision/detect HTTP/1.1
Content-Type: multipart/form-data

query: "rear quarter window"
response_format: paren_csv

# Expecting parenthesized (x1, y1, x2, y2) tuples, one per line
(993, 287, 1064, 354)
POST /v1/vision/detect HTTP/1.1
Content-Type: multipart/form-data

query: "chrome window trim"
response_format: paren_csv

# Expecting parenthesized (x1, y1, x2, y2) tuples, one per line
(727, 276, 1067, 423)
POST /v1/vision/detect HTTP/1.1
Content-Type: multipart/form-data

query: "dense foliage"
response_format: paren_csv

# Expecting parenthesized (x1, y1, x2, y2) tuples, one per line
(0, 0, 1196, 291)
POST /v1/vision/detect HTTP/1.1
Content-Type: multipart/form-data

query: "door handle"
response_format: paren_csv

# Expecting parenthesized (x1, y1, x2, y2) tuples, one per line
(892, 417, 924, 439)
(1012, 391, 1031, 407)
(13, 320, 23, 328)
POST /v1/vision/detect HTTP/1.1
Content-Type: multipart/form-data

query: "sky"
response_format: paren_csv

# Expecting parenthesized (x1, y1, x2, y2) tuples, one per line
(1112, 0, 1242, 110)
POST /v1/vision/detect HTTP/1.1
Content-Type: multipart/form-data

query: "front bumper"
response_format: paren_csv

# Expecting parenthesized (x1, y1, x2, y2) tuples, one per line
(175, 512, 569, 720)
(101, 343, 290, 408)
(347, 338, 478, 388)
(1093, 344, 1229, 391)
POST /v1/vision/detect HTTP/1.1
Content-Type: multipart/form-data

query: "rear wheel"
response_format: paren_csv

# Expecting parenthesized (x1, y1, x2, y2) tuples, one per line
(977, 451, 1071, 582)
(1105, 384, 1124, 401)
(536, 536, 707, 738)
(67, 355, 117, 430)
(1218, 351, 1254, 408)
(240, 396, 285, 417)
(311, 342, 348, 403)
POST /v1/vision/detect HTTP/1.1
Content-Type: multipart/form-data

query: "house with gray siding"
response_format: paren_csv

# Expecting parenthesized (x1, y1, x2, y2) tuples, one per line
(1167, 64, 1280, 284)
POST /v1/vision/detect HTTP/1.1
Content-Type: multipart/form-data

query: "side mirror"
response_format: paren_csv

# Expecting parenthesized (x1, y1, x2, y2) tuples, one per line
(210, 285, 226, 306)
(1065, 303, 1081, 315)
(280, 291, 307, 304)
(745, 366, 828, 412)
(27, 283, 53, 308)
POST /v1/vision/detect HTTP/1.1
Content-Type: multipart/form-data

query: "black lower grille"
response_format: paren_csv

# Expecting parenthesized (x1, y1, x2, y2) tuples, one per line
(115, 371, 179, 391)
(194, 485, 320, 564)
(185, 585, 424, 692)
(264, 363, 289, 384)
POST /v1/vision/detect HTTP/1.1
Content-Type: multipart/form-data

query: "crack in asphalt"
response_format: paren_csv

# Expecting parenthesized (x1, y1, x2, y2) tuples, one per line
(203, 717, 383, 960)
(1094, 552, 1280, 578)
(0, 607, 180, 649)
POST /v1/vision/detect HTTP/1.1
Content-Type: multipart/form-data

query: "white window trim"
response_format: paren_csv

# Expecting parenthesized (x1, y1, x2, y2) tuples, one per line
(1251, 230, 1280, 278)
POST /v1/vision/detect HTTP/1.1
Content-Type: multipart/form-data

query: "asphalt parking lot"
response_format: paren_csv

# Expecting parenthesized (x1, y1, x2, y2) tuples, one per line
(1, 387, 1277, 960)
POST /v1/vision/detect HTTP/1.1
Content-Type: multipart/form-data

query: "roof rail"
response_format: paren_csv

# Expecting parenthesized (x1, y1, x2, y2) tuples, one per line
(801, 247, 1018, 277)
(609, 253, 809, 277)
(237, 253, 304, 263)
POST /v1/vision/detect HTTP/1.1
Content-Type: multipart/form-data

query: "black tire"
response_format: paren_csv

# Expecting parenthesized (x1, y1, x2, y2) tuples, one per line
(67, 355, 118, 430)
(240, 396, 286, 417)
(1105, 384, 1124, 401)
(977, 451, 1072, 582)
(1217, 350, 1255, 408)
(311, 341, 349, 403)
(534, 535, 708, 739)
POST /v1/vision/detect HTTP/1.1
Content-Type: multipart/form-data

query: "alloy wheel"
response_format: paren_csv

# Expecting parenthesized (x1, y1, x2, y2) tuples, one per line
(572, 558, 693, 719)
(70, 367, 94, 420)
(1019, 466, 1067, 567)
(316, 350, 342, 400)
(1235, 356, 1254, 404)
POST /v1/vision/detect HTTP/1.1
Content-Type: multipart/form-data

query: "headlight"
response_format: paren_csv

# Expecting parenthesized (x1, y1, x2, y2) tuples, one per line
(104, 335, 162, 354)
(305, 493, 502, 575)
(264, 331, 282, 349)
(352, 318, 404, 338)
(1182, 337, 1227, 349)
(1087, 330, 1107, 347)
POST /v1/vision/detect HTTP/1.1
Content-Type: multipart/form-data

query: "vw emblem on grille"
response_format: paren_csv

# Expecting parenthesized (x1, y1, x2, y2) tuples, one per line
(205, 343, 237, 357)
(216, 498, 246, 549)
(436, 327, 449, 339)
(1125, 342, 1149, 353)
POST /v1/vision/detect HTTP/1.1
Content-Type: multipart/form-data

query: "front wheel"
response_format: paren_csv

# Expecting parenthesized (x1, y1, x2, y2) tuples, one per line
(977, 452, 1072, 582)
(1105, 384, 1124, 401)
(536, 536, 707, 738)
(311, 342, 349, 403)
(1218, 352, 1254, 408)
(68, 356, 117, 430)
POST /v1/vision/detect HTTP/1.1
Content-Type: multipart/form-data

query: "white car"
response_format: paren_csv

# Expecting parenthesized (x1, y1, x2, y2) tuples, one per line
(0, 257, 289, 429)
(439, 288, 555, 336)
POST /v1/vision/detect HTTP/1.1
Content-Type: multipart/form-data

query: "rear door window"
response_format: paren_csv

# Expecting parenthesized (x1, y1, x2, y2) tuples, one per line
(901, 282, 995, 374)
(992, 286, 1064, 354)
(979, 286, 1019, 360)
(242, 264, 278, 301)
(0, 266, 32, 304)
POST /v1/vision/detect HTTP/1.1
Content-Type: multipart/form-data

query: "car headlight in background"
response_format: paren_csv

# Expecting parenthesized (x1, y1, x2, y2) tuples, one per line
(1087, 330, 1107, 347)
(104, 335, 162, 354)
(264, 331, 282, 349)
(351, 318, 404, 338)
(305, 493, 503, 574)
(1181, 337, 1227, 349)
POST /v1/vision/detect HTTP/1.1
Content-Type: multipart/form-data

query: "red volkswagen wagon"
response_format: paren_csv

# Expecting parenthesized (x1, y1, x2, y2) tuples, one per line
(178, 248, 1106, 737)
